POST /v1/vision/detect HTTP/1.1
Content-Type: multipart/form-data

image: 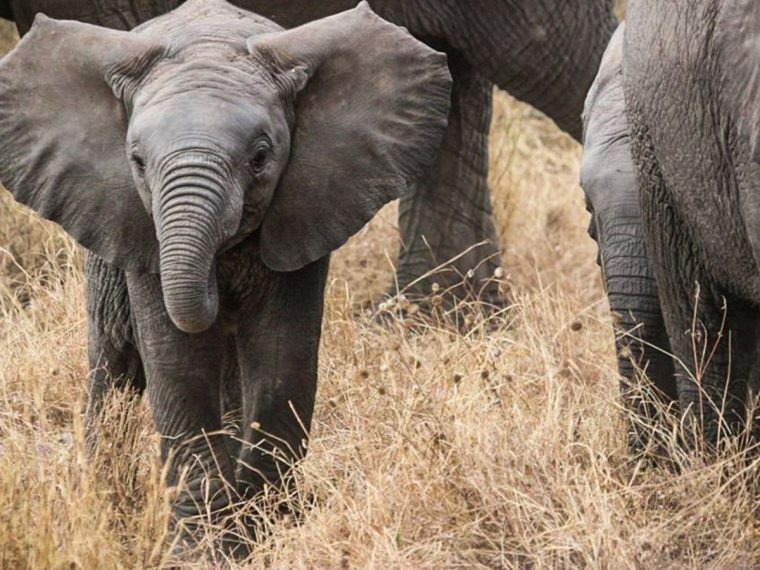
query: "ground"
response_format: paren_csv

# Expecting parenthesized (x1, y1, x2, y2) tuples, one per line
(3, 7, 760, 568)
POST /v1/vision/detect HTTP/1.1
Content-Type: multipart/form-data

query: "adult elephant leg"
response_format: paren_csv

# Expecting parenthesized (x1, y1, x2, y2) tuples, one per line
(234, 257, 329, 505)
(126, 272, 237, 548)
(631, 121, 748, 448)
(587, 194, 681, 450)
(248, 0, 616, 140)
(83, 252, 146, 452)
(644, 218, 751, 447)
(590, 198, 678, 448)
(580, 40, 676, 451)
(395, 53, 502, 306)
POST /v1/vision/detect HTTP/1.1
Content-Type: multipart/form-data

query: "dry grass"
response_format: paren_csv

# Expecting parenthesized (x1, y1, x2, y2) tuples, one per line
(4, 9, 760, 568)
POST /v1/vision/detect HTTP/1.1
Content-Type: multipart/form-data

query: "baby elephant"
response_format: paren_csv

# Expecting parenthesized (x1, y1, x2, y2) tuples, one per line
(0, 0, 451, 549)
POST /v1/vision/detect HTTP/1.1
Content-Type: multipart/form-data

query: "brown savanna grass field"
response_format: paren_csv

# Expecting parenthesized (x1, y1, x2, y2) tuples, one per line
(4, 4, 760, 567)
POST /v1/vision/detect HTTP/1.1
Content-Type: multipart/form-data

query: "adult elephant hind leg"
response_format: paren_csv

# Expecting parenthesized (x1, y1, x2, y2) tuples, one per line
(234, 258, 329, 516)
(631, 124, 748, 450)
(83, 253, 146, 453)
(126, 272, 238, 552)
(395, 54, 503, 309)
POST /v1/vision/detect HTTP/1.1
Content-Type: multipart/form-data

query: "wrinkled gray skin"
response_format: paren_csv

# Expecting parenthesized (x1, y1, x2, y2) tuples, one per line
(0, 0, 451, 549)
(586, 0, 760, 447)
(0, 0, 619, 304)
(581, 24, 676, 451)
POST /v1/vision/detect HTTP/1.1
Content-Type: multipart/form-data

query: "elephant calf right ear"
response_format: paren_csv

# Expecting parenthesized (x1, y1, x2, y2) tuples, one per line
(0, 16, 166, 273)
(251, 3, 453, 273)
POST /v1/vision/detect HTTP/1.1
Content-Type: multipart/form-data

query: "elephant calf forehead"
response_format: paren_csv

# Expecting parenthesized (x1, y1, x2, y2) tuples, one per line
(135, 5, 281, 45)
(138, 54, 279, 107)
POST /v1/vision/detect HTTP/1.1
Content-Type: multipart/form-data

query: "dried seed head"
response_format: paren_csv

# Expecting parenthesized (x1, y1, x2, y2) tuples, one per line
(431, 282, 440, 293)
(494, 267, 504, 279)
(431, 295, 443, 307)
(250, 421, 261, 430)
(466, 269, 475, 280)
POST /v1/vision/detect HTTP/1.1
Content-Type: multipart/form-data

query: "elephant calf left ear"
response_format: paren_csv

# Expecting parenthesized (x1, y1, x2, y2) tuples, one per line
(249, 2, 452, 272)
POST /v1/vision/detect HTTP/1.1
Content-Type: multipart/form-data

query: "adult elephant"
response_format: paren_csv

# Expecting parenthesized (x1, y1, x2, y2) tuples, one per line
(0, 0, 451, 550)
(585, 0, 760, 447)
(1, 0, 619, 305)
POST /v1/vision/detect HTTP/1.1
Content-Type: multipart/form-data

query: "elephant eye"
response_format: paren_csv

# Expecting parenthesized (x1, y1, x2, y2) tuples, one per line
(131, 152, 147, 173)
(250, 144, 271, 174)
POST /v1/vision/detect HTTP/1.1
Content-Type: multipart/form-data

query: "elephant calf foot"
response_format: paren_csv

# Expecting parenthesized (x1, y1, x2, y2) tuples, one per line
(167, 479, 252, 562)
(168, 521, 251, 565)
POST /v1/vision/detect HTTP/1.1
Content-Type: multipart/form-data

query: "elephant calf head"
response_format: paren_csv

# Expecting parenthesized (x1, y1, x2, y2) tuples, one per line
(0, 0, 452, 333)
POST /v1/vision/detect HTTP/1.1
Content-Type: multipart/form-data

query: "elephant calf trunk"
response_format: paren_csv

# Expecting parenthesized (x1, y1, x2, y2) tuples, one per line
(160, 246, 220, 334)
(157, 178, 228, 334)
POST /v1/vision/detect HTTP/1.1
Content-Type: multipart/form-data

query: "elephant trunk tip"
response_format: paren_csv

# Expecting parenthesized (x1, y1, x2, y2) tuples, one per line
(170, 308, 218, 335)
(162, 262, 220, 335)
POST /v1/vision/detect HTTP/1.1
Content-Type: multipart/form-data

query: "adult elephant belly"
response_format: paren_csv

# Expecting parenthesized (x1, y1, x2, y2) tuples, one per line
(10, 0, 355, 34)
(9, 0, 183, 33)
(234, 0, 356, 27)
(244, 0, 617, 140)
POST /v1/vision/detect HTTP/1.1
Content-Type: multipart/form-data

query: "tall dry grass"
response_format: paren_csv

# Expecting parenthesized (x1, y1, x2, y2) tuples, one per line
(4, 6, 760, 568)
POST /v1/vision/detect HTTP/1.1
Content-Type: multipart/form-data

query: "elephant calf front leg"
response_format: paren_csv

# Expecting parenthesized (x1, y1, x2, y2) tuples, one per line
(234, 258, 329, 503)
(396, 54, 502, 306)
(126, 273, 236, 544)
(84, 253, 146, 451)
